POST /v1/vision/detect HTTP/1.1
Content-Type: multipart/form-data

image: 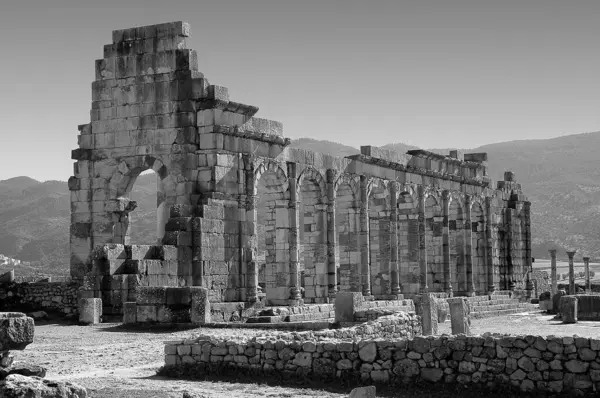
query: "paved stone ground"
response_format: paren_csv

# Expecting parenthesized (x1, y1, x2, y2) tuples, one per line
(9, 309, 600, 397)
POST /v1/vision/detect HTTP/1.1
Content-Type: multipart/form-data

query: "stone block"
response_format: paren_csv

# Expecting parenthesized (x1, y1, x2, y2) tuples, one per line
(78, 298, 102, 325)
(561, 296, 578, 324)
(0, 313, 34, 351)
(552, 290, 566, 315)
(420, 294, 439, 336)
(448, 297, 471, 335)
(137, 305, 158, 323)
(348, 386, 376, 398)
(190, 287, 210, 324)
(136, 286, 167, 305)
(166, 287, 191, 305)
(334, 292, 364, 323)
(122, 302, 137, 324)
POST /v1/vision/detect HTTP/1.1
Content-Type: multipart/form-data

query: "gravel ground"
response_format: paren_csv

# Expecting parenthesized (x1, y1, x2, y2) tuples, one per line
(10, 309, 600, 397)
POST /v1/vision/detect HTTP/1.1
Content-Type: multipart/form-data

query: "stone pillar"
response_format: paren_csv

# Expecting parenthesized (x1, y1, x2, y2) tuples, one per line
(549, 249, 557, 295)
(359, 176, 372, 297)
(485, 197, 495, 294)
(442, 191, 452, 296)
(583, 256, 591, 292)
(390, 183, 401, 295)
(560, 295, 578, 324)
(418, 186, 428, 293)
(448, 297, 471, 335)
(190, 287, 211, 324)
(287, 162, 302, 303)
(464, 195, 475, 295)
(326, 169, 339, 300)
(420, 293, 438, 335)
(123, 302, 137, 324)
(79, 297, 102, 325)
(567, 250, 576, 294)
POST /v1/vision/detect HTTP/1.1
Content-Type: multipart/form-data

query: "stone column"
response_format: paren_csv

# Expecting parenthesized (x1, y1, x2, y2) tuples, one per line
(359, 176, 372, 297)
(549, 249, 557, 295)
(485, 197, 495, 294)
(448, 297, 471, 335)
(244, 159, 259, 303)
(326, 169, 339, 300)
(418, 186, 428, 293)
(583, 256, 591, 292)
(389, 184, 401, 295)
(567, 250, 576, 295)
(441, 191, 452, 296)
(464, 195, 475, 295)
(287, 162, 302, 303)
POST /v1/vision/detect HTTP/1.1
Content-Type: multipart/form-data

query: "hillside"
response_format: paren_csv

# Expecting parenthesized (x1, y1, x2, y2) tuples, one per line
(1, 132, 599, 276)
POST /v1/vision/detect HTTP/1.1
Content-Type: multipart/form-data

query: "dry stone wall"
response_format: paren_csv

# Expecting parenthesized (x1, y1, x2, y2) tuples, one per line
(0, 282, 79, 316)
(163, 331, 600, 395)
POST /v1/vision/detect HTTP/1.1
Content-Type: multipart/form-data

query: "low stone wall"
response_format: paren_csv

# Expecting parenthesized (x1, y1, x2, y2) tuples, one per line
(162, 331, 600, 395)
(0, 282, 79, 316)
(561, 295, 600, 321)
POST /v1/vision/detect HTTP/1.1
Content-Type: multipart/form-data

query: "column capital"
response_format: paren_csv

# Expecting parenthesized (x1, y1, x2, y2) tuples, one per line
(548, 249, 557, 257)
(583, 256, 590, 262)
(566, 250, 577, 258)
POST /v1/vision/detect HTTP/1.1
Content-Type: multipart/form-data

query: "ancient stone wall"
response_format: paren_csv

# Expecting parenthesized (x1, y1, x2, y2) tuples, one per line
(0, 282, 79, 315)
(70, 21, 532, 312)
(163, 332, 600, 395)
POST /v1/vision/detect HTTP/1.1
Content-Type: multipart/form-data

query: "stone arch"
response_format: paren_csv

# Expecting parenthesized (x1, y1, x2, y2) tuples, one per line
(253, 160, 289, 196)
(396, 184, 420, 293)
(297, 167, 327, 302)
(368, 178, 391, 295)
(424, 193, 443, 291)
(254, 160, 290, 305)
(335, 174, 361, 292)
(106, 155, 177, 245)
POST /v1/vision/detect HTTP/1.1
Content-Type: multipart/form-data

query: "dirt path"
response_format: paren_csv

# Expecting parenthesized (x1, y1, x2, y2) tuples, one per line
(10, 310, 600, 397)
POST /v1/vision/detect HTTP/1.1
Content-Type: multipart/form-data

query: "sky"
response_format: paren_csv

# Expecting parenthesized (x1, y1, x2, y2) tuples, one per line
(2, 0, 600, 181)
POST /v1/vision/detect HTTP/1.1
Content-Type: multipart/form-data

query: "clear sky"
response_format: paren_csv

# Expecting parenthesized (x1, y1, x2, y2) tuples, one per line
(2, 0, 600, 181)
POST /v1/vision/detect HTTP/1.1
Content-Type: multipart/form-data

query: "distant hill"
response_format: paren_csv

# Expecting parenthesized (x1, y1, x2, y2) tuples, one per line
(2, 131, 600, 277)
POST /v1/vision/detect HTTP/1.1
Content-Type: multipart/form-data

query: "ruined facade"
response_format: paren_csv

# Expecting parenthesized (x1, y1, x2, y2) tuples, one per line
(69, 22, 531, 313)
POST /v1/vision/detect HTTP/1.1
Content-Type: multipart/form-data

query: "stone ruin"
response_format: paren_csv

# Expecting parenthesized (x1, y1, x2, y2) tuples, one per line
(68, 21, 532, 316)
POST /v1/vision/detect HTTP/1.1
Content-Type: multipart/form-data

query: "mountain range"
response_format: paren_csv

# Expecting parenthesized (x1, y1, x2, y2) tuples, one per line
(2, 132, 600, 277)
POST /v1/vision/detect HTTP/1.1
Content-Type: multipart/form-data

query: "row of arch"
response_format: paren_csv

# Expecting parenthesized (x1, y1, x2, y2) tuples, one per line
(253, 160, 491, 304)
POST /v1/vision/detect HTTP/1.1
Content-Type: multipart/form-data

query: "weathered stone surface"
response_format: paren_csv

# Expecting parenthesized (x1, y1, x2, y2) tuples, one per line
(552, 290, 567, 315)
(348, 385, 376, 398)
(0, 313, 34, 352)
(78, 298, 102, 325)
(420, 294, 438, 336)
(0, 364, 47, 379)
(448, 298, 471, 335)
(190, 287, 210, 324)
(0, 374, 87, 397)
(560, 296, 578, 324)
(335, 292, 364, 323)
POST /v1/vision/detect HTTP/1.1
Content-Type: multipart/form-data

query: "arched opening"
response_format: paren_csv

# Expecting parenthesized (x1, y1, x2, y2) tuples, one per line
(471, 202, 486, 294)
(298, 176, 327, 303)
(449, 199, 465, 293)
(397, 191, 419, 293)
(335, 182, 360, 292)
(425, 195, 443, 291)
(124, 170, 166, 245)
(368, 182, 390, 296)
(255, 167, 289, 305)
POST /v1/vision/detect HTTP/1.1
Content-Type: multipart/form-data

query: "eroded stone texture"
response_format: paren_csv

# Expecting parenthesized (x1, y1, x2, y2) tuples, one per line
(190, 287, 210, 324)
(0, 313, 34, 352)
(348, 386, 376, 398)
(0, 374, 87, 397)
(69, 21, 532, 312)
(419, 294, 438, 336)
